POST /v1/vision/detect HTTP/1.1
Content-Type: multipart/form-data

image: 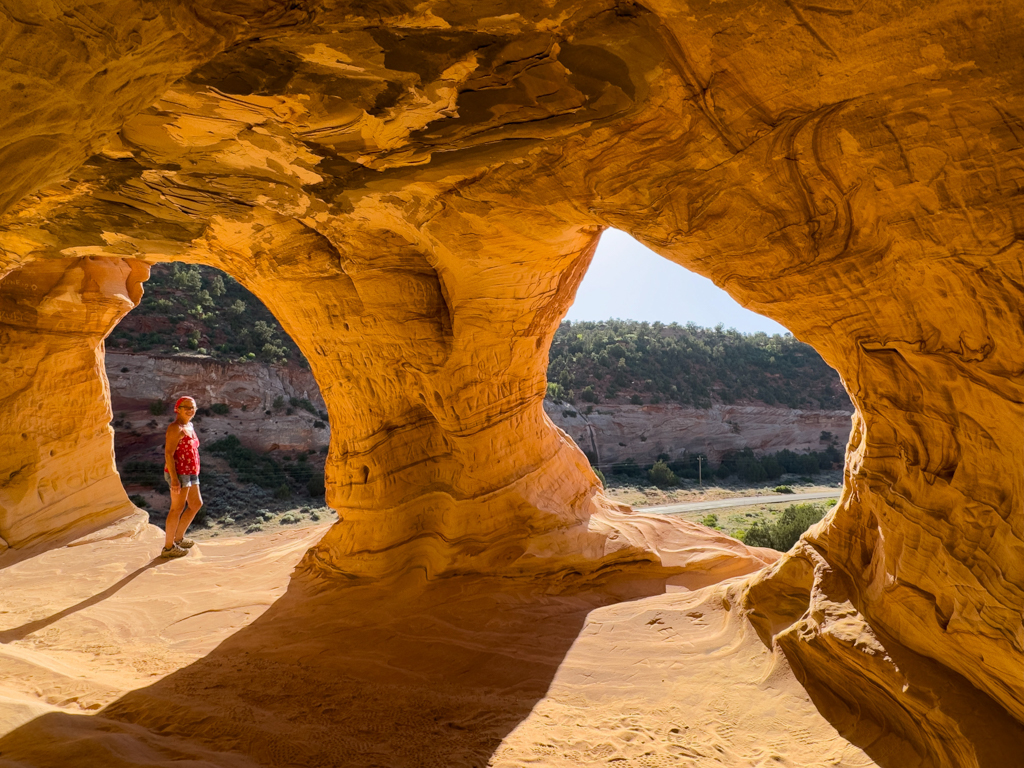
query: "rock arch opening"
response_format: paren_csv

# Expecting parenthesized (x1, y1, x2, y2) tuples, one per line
(541, 228, 853, 543)
(0, 254, 337, 553)
(108, 262, 333, 537)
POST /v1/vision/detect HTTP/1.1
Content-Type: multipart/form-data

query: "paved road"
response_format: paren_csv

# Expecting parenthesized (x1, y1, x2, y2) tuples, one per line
(637, 490, 841, 516)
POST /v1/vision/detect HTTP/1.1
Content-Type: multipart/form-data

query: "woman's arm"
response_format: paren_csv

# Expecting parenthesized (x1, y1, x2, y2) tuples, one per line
(165, 424, 183, 488)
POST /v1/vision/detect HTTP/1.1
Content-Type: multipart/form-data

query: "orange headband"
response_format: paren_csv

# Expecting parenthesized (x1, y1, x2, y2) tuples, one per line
(175, 397, 195, 410)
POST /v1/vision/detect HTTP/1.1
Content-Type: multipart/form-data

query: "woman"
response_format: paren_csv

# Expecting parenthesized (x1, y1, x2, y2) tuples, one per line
(161, 396, 203, 558)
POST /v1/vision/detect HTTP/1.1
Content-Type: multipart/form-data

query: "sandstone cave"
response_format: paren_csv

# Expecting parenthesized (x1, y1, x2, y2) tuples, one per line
(1, 2, 1023, 766)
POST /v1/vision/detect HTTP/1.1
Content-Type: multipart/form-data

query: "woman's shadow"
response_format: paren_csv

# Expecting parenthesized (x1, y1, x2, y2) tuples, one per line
(0, 557, 171, 644)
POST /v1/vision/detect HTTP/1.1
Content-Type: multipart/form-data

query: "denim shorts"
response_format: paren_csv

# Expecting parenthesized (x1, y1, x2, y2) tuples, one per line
(165, 470, 200, 488)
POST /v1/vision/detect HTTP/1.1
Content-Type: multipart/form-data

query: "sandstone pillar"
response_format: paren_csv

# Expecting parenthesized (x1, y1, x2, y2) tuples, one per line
(0, 257, 148, 548)
(193, 213, 636, 580)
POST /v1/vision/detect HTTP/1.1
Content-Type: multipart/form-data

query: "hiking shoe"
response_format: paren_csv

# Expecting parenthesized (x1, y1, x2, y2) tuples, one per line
(176, 538, 195, 549)
(160, 544, 188, 558)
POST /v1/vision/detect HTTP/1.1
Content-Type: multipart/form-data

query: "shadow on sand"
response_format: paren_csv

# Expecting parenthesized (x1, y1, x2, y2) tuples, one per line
(0, 559, 166, 644)
(0, 565, 667, 767)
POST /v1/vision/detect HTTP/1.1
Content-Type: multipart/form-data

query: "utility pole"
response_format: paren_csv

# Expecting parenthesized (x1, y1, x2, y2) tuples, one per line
(697, 455, 704, 487)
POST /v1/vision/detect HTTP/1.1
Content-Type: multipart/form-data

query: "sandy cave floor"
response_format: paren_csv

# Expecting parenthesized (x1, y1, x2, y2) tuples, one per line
(0, 521, 875, 767)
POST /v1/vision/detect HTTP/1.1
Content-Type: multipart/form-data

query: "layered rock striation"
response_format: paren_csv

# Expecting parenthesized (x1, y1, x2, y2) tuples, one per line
(1, 1, 1024, 765)
(545, 399, 853, 467)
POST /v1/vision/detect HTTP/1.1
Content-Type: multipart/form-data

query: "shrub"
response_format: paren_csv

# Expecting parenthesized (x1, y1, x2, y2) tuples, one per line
(700, 513, 719, 528)
(736, 455, 768, 483)
(742, 520, 773, 548)
(128, 494, 149, 509)
(771, 503, 826, 551)
(273, 484, 292, 500)
(290, 397, 317, 414)
(211, 403, 230, 415)
(313, 420, 326, 429)
(593, 468, 606, 487)
(761, 454, 784, 480)
(580, 385, 598, 403)
(121, 461, 165, 488)
(272, 396, 285, 410)
(208, 435, 287, 489)
(648, 460, 678, 488)
(306, 472, 326, 497)
(149, 400, 167, 416)
(245, 524, 263, 534)
(629, 394, 643, 405)
(739, 503, 827, 551)
(261, 342, 288, 362)
(280, 513, 300, 524)
(172, 264, 202, 292)
(774, 485, 794, 494)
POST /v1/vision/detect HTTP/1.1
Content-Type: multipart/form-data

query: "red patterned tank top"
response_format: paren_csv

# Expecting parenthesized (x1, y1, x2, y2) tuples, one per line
(167, 431, 200, 476)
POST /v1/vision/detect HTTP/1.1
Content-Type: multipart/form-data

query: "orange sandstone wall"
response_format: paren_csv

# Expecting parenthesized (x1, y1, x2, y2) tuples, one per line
(0, 258, 148, 548)
(1, 2, 1023, 764)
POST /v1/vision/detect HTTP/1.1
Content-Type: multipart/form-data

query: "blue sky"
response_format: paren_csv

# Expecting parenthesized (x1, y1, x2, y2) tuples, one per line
(564, 229, 789, 335)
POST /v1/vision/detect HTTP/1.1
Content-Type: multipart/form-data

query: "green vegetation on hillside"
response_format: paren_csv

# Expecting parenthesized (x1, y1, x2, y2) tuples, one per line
(110, 263, 304, 365)
(114, 267, 846, 413)
(546, 320, 846, 409)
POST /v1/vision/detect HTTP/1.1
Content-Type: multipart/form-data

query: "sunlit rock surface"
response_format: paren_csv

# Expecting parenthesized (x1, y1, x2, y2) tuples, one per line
(0, 258, 148, 547)
(1, 1, 1024, 765)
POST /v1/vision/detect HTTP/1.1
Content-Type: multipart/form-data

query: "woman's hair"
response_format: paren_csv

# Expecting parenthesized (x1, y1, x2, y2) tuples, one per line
(175, 396, 196, 410)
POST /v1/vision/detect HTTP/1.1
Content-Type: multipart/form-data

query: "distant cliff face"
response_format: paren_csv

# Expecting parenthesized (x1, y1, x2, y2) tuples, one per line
(106, 352, 324, 417)
(107, 349, 848, 466)
(545, 401, 854, 469)
(106, 352, 329, 456)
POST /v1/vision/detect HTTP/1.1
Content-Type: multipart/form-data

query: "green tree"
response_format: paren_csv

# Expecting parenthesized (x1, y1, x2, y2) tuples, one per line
(306, 472, 326, 497)
(172, 264, 202, 292)
(742, 520, 773, 548)
(771, 503, 826, 551)
(648, 460, 678, 488)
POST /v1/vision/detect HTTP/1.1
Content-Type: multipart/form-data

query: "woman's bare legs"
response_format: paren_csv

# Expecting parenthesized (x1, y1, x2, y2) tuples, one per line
(175, 484, 204, 543)
(164, 486, 188, 549)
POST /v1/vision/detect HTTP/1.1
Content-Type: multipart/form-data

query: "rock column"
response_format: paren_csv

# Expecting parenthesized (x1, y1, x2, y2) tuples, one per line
(0, 257, 148, 548)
